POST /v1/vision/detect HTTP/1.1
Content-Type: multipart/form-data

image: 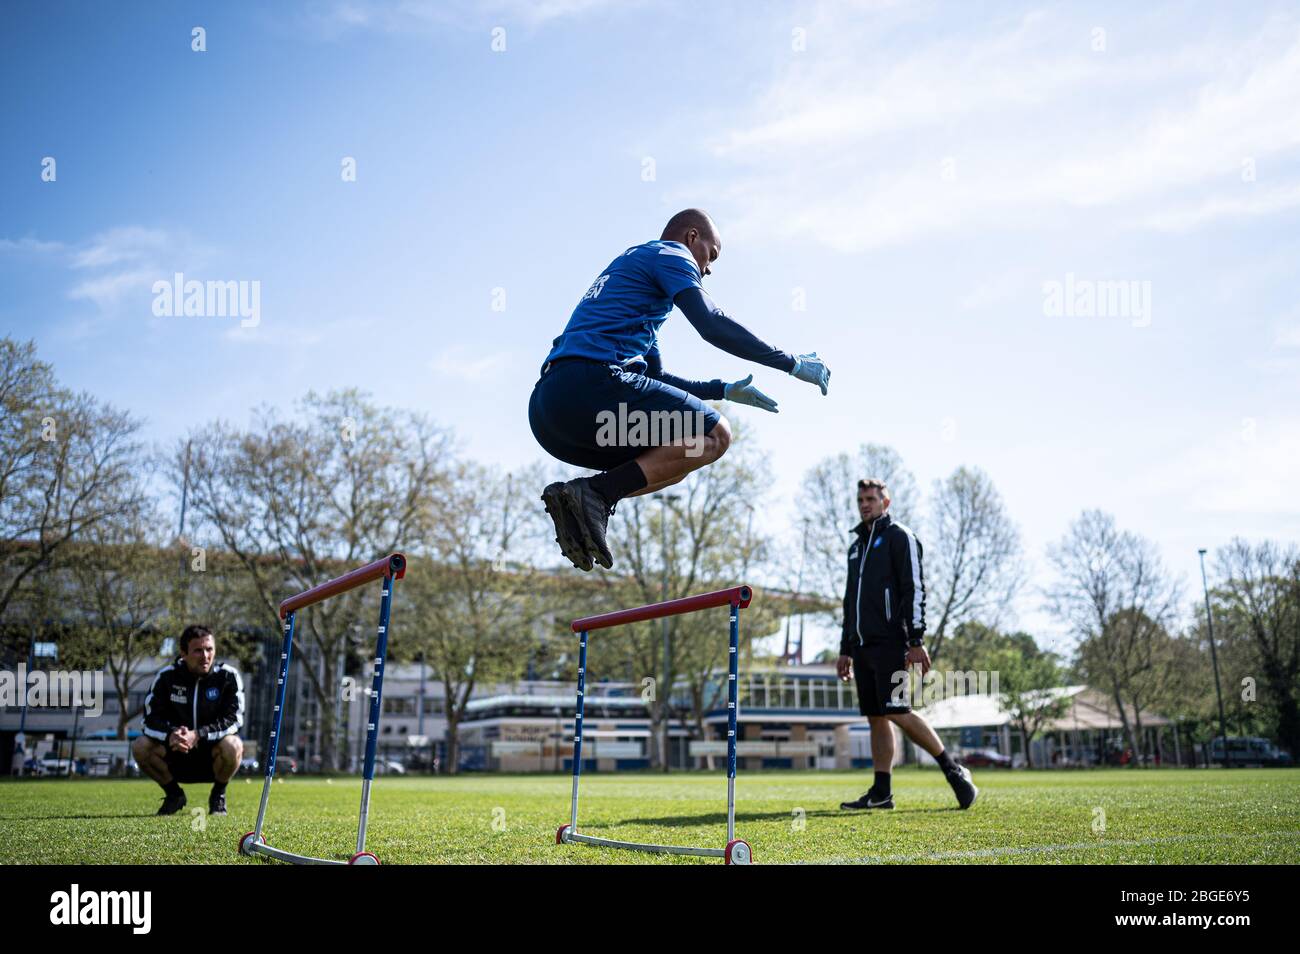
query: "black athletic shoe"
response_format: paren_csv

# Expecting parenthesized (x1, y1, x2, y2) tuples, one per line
(559, 477, 614, 570)
(839, 790, 894, 810)
(541, 482, 595, 571)
(945, 763, 978, 809)
(209, 792, 227, 816)
(157, 790, 187, 815)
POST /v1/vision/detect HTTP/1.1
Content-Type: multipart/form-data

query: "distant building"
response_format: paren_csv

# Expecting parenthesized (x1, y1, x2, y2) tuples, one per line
(4, 650, 1188, 773)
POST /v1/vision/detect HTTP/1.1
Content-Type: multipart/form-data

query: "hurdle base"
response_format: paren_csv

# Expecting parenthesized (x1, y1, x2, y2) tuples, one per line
(243, 840, 352, 865)
(559, 827, 729, 860)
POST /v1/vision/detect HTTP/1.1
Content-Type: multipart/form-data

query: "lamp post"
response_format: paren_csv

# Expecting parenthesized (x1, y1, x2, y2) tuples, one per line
(782, 518, 810, 665)
(1197, 548, 1230, 768)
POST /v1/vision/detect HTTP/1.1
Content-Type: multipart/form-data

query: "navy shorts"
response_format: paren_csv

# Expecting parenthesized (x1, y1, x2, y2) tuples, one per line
(528, 358, 720, 472)
(166, 741, 217, 783)
(851, 642, 912, 716)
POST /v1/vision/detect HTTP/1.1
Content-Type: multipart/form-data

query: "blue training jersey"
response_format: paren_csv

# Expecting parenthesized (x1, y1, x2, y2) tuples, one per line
(544, 240, 702, 367)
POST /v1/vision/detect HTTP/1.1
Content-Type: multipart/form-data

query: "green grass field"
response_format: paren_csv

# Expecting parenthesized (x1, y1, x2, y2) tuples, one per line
(2, 768, 1298, 864)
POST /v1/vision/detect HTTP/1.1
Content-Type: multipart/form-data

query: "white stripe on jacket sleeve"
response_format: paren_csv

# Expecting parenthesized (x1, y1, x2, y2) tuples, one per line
(141, 666, 170, 740)
(897, 523, 926, 634)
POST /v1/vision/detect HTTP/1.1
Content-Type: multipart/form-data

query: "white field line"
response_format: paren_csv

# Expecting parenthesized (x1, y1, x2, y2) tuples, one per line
(813, 830, 1300, 864)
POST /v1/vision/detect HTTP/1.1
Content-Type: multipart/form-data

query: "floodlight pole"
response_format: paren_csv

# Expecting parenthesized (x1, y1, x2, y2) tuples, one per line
(1197, 549, 1230, 768)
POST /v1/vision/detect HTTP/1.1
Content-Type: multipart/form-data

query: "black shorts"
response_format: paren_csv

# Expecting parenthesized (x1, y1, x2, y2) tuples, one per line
(528, 358, 721, 472)
(851, 642, 912, 716)
(165, 741, 217, 784)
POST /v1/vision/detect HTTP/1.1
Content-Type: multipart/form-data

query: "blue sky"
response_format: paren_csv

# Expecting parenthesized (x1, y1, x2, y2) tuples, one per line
(3, 0, 1299, 654)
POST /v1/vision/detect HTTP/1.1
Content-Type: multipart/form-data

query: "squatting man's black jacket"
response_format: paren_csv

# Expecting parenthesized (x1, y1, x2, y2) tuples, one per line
(142, 658, 245, 744)
(840, 513, 927, 653)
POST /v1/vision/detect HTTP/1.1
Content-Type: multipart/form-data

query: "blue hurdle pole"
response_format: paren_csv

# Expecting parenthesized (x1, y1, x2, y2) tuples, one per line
(727, 599, 740, 844)
(255, 611, 296, 839)
(569, 630, 589, 834)
(356, 569, 395, 855)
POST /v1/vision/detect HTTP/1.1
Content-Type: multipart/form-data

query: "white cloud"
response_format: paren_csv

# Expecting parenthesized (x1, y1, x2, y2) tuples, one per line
(311, 0, 629, 34)
(1135, 184, 1300, 232)
(960, 269, 1033, 311)
(699, 8, 1300, 252)
(2, 226, 216, 322)
(1133, 418, 1300, 519)
(1274, 321, 1300, 349)
(61, 227, 212, 316)
(429, 348, 511, 381)
(70, 226, 172, 269)
(66, 268, 159, 310)
(0, 237, 65, 255)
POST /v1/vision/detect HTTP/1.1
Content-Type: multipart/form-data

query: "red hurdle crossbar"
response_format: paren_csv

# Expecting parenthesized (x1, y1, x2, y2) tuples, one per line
(241, 553, 407, 866)
(279, 553, 406, 618)
(571, 584, 753, 632)
(556, 584, 755, 865)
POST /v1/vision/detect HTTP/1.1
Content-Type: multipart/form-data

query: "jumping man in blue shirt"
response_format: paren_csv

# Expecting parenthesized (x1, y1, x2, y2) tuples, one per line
(529, 209, 831, 570)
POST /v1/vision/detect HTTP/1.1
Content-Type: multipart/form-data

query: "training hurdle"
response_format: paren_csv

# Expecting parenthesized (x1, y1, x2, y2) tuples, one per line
(555, 584, 754, 865)
(239, 553, 406, 866)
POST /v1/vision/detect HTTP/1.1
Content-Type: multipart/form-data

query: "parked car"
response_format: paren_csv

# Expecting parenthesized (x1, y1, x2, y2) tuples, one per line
(238, 757, 260, 775)
(1209, 736, 1293, 767)
(38, 757, 85, 776)
(959, 748, 1012, 768)
(375, 758, 406, 775)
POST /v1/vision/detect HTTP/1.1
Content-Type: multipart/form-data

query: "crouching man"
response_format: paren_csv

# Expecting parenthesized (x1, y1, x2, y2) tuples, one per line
(837, 479, 977, 811)
(132, 625, 244, 816)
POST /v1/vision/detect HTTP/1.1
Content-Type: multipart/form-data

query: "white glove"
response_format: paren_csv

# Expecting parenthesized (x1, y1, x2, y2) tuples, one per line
(723, 374, 778, 413)
(791, 352, 830, 395)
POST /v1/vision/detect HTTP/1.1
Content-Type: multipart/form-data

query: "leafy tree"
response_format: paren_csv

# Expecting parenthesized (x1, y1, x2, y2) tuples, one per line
(0, 337, 146, 622)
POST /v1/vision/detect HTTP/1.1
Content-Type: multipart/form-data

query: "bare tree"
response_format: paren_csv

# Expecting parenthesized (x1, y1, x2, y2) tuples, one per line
(596, 424, 782, 770)
(1047, 510, 1182, 760)
(402, 462, 551, 774)
(0, 337, 146, 621)
(178, 389, 450, 769)
(925, 466, 1024, 659)
(796, 444, 918, 622)
(59, 517, 173, 740)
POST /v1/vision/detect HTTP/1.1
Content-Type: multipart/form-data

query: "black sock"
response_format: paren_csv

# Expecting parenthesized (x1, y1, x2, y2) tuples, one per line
(164, 780, 182, 797)
(936, 750, 957, 772)
(587, 461, 647, 506)
(211, 781, 227, 798)
(872, 771, 891, 796)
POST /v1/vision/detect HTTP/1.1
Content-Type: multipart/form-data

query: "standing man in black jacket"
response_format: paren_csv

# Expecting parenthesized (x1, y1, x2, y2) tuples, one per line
(836, 479, 978, 811)
(132, 625, 245, 816)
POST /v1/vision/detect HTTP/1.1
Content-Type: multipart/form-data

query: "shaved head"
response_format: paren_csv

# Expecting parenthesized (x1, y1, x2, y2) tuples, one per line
(661, 208, 721, 278)
(661, 208, 717, 243)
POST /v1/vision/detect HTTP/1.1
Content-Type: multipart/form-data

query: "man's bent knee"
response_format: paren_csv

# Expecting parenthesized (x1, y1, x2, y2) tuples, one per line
(133, 736, 164, 760)
(215, 736, 243, 758)
(709, 416, 732, 461)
